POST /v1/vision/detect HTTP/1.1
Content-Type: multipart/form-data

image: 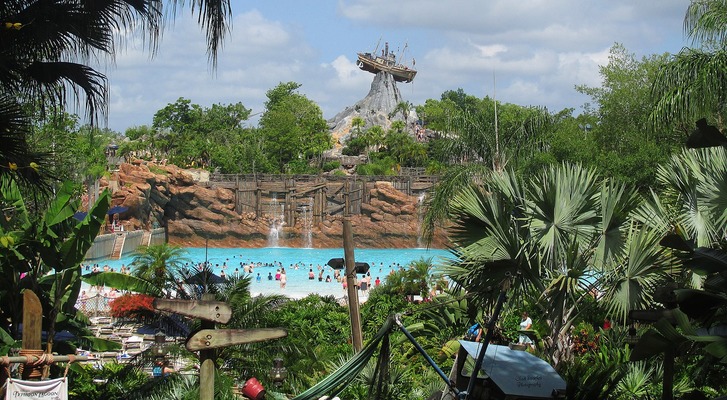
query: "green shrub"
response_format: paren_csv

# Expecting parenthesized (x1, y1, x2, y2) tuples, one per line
(322, 160, 340, 172)
(342, 136, 367, 156)
(285, 159, 317, 174)
(356, 156, 397, 176)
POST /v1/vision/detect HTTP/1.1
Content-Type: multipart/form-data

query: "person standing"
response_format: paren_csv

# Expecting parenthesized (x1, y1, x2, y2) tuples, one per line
(280, 268, 287, 289)
(518, 312, 534, 348)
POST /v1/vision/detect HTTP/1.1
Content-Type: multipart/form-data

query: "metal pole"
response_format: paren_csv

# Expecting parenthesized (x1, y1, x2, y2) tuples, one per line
(662, 347, 674, 400)
(394, 315, 459, 396)
(343, 218, 363, 352)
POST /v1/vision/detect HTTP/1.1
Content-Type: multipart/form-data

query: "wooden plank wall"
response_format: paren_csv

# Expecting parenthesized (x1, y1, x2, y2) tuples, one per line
(221, 174, 436, 228)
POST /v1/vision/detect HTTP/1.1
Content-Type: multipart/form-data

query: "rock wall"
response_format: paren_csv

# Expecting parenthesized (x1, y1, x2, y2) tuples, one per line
(104, 162, 448, 249)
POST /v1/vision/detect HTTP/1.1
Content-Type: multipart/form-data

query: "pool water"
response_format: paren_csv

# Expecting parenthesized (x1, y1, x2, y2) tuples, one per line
(88, 247, 453, 298)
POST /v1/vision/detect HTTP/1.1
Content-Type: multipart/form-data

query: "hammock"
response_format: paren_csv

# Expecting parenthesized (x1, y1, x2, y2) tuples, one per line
(290, 315, 396, 400)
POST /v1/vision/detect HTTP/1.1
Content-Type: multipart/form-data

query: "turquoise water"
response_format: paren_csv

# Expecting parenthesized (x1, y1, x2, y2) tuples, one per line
(89, 247, 453, 298)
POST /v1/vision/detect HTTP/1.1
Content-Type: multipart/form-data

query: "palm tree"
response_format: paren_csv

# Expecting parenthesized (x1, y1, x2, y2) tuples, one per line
(131, 244, 190, 298)
(0, 0, 232, 187)
(213, 276, 288, 384)
(389, 101, 413, 125)
(441, 164, 671, 366)
(351, 116, 365, 137)
(651, 0, 727, 129)
(421, 104, 556, 244)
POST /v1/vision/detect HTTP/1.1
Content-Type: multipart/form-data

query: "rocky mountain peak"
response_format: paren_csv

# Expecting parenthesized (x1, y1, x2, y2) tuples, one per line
(327, 71, 417, 151)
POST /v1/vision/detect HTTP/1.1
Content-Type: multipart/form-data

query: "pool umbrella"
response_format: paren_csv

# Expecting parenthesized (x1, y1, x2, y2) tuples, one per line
(185, 270, 226, 285)
(107, 205, 129, 215)
(326, 258, 370, 274)
(327, 258, 345, 268)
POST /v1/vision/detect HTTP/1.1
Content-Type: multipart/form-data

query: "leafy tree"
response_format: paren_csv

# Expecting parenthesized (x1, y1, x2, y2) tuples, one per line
(144, 98, 260, 172)
(121, 125, 159, 161)
(343, 135, 368, 156)
(577, 44, 678, 188)
(382, 129, 427, 168)
(362, 125, 385, 155)
(258, 82, 332, 172)
(351, 116, 365, 136)
(389, 101, 413, 125)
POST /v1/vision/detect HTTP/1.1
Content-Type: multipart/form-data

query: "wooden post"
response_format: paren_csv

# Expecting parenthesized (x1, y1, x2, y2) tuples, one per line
(22, 290, 43, 379)
(343, 218, 363, 352)
(256, 186, 262, 218)
(199, 293, 216, 400)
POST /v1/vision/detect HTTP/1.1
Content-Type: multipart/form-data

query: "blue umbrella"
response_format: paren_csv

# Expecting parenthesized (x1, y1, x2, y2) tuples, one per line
(107, 205, 128, 215)
(73, 211, 88, 221)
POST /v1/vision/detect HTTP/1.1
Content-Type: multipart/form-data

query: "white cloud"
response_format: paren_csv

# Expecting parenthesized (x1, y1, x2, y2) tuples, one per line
(95, 0, 690, 132)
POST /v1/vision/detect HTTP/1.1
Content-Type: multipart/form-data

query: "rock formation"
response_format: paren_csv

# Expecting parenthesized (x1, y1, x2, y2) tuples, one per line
(103, 161, 448, 249)
(327, 71, 418, 152)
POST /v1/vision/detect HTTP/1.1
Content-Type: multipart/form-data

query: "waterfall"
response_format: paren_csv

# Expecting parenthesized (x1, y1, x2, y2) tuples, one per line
(417, 192, 426, 248)
(268, 195, 285, 247)
(302, 198, 314, 248)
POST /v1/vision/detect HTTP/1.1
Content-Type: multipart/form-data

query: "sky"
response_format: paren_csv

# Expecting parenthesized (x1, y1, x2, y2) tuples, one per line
(98, 0, 690, 133)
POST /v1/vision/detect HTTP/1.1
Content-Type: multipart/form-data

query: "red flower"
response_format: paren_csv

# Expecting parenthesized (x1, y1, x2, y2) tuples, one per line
(109, 294, 156, 319)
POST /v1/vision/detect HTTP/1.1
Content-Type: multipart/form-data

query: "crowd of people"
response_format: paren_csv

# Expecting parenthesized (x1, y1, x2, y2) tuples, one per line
(80, 256, 437, 299)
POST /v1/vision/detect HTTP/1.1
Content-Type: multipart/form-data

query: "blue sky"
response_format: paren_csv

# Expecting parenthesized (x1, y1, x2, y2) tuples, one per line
(100, 0, 689, 132)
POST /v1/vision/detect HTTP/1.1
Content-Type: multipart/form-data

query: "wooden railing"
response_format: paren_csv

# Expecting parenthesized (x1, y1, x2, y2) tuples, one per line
(207, 173, 439, 185)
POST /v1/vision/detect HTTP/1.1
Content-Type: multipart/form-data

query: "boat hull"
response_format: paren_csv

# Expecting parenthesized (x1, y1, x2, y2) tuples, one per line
(357, 53, 417, 83)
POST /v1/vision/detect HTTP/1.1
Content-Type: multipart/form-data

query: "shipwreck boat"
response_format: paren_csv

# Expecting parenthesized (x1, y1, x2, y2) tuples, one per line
(357, 42, 417, 83)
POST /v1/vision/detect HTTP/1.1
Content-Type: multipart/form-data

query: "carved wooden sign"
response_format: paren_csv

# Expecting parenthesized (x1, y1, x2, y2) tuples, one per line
(153, 298, 232, 324)
(186, 328, 287, 351)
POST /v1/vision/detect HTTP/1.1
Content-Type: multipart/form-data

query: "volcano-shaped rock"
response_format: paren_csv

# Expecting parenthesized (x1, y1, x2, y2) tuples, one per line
(328, 71, 417, 150)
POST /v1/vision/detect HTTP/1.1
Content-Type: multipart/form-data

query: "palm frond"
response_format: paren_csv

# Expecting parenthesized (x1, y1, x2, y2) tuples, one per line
(600, 227, 671, 322)
(650, 48, 727, 129)
(684, 0, 727, 46)
(527, 163, 600, 267)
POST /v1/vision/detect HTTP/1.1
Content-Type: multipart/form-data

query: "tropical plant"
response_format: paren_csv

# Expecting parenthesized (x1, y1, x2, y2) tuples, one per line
(440, 164, 671, 367)
(651, 0, 727, 129)
(130, 244, 190, 298)
(67, 361, 149, 400)
(0, 175, 110, 347)
(560, 327, 631, 400)
(264, 294, 351, 394)
(576, 44, 677, 188)
(0, 0, 232, 189)
(108, 293, 156, 320)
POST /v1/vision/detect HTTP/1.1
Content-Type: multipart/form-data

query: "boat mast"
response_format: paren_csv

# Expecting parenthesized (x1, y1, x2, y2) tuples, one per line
(373, 37, 382, 55)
